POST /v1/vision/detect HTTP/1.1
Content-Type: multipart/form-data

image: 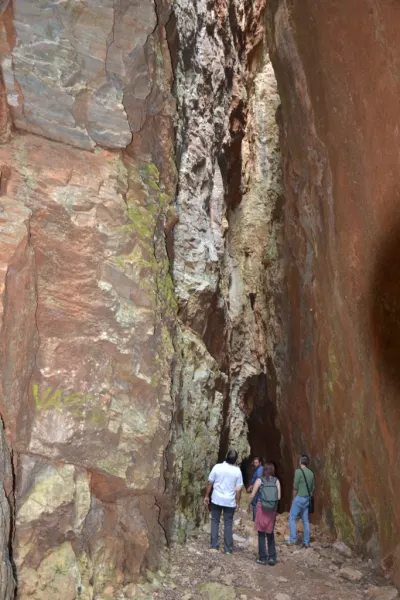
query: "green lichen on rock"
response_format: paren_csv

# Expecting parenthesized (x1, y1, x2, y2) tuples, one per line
(22, 542, 79, 600)
(115, 160, 177, 313)
(169, 329, 227, 538)
(113, 158, 177, 381)
(326, 459, 355, 546)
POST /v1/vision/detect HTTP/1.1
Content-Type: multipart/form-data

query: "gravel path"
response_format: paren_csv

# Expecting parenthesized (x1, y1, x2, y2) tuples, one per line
(126, 504, 398, 600)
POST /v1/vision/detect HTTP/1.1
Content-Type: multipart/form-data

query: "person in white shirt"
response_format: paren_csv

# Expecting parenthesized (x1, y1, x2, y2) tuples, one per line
(203, 449, 243, 553)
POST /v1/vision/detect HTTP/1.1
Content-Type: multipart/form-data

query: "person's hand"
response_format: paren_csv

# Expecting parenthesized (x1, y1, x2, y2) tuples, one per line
(203, 496, 210, 506)
(247, 485, 253, 493)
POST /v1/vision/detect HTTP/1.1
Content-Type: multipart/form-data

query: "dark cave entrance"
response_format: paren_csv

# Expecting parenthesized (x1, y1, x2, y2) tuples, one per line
(241, 370, 293, 512)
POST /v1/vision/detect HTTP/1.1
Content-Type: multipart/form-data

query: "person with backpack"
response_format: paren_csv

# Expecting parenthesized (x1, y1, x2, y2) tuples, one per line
(247, 456, 264, 521)
(285, 454, 315, 548)
(247, 462, 281, 566)
(204, 449, 244, 554)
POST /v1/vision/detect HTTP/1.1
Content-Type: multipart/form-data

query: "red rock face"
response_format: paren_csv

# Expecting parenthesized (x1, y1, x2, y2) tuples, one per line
(268, 0, 400, 576)
(0, 1, 176, 597)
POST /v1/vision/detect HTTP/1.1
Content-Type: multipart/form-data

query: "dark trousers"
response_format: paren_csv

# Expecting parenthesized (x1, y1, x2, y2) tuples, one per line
(258, 531, 276, 561)
(210, 503, 235, 553)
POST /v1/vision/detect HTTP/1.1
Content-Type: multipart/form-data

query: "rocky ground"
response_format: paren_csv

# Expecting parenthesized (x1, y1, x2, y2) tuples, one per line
(122, 500, 399, 600)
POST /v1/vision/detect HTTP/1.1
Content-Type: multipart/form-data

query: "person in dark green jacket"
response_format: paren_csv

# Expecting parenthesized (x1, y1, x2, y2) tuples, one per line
(285, 454, 315, 548)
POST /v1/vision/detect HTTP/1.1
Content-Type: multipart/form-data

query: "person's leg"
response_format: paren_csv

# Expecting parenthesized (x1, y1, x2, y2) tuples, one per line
(257, 532, 267, 563)
(300, 497, 310, 545)
(289, 496, 302, 543)
(223, 506, 235, 553)
(252, 501, 257, 522)
(266, 532, 276, 564)
(210, 504, 222, 549)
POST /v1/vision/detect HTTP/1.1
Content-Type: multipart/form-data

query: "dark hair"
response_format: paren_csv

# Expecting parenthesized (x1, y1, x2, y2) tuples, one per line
(226, 449, 238, 465)
(253, 456, 262, 463)
(300, 454, 310, 467)
(262, 462, 276, 478)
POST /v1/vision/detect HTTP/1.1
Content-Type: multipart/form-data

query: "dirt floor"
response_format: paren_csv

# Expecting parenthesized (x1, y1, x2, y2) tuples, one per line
(125, 501, 398, 600)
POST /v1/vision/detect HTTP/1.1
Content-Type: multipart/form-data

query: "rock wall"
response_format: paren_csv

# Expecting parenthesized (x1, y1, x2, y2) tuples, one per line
(267, 0, 400, 580)
(0, 2, 287, 591)
(0, 1, 177, 598)
(169, 0, 287, 536)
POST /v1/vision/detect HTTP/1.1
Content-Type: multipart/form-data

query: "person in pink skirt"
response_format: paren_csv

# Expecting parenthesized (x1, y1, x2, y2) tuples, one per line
(248, 462, 281, 566)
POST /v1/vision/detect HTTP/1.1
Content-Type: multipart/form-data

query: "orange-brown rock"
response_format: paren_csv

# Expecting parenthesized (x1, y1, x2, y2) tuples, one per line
(268, 0, 400, 578)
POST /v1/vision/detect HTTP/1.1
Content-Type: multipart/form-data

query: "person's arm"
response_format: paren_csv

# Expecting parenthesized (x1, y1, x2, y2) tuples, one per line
(203, 481, 213, 505)
(235, 469, 244, 507)
(292, 469, 299, 500)
(276, 479, 282, 500)
(204, 467, 216, 505)
(248, 478, 261, 506)
(248, 470, 257, 491)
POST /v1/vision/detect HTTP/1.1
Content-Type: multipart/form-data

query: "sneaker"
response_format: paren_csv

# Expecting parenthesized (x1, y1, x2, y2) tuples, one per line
(208, 548, 219, 553)
(301, 543, 310, 549)
(224, 551, 232, 555)
(284, 540, 296, 546)
(268, 558, 276, 566)
(256, 559, 267, 565)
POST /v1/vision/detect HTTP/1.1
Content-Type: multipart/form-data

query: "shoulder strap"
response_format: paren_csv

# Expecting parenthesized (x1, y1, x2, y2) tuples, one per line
(301, 469, 312, 497)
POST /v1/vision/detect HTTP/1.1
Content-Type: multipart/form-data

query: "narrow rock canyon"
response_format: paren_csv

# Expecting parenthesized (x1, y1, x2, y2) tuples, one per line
(0, 0, 399, 598)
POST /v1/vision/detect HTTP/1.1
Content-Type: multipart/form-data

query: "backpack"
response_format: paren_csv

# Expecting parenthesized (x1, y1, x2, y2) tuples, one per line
(260, 476, 278, 512)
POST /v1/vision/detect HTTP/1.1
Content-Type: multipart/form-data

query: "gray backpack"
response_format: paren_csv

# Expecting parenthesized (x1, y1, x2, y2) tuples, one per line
(260, 476, 278, 512)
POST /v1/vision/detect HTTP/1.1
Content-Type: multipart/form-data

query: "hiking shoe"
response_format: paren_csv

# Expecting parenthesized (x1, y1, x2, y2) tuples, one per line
(224, 551, 232, 555)
(256, 559, 267, 565)
(301, 543, 310, 549)
(284, 540, 296, 546)
(208, 548, 219, 553)
(268, 558, 276, 566)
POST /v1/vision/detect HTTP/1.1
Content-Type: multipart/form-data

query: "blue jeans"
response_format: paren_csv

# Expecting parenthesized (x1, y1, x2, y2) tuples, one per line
(289, 496, 310, 544)
(210, 504, 235, 552)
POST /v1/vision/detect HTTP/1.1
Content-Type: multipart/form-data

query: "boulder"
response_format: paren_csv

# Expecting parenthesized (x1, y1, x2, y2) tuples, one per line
(366, 586, 399, 600)
(198, 582, 236, 600)
(339, 567, 363, 582)
(333, 541, 353, 558)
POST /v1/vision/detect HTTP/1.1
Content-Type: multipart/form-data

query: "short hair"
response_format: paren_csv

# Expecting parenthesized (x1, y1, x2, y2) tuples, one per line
(226, 449, 238, 465)
(300, 454, 310, 467)
(263, 462, 276, 478)
(253, 456, 262, 463)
